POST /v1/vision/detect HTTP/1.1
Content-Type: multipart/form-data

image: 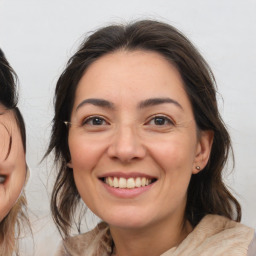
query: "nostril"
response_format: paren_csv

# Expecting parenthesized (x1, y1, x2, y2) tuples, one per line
(106, 129, 146, 162)
(107, 146, 146, 163)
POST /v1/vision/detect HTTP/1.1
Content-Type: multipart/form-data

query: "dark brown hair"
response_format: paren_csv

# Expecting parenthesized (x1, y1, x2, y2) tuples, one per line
(46, 20, 241, 238)
(0, 48, 29, 256)
(0, 49, 26, 150)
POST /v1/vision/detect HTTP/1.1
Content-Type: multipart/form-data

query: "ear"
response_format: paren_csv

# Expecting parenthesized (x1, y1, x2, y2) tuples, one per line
(67, 160, 73, 169)
(193, 130, 214, 174)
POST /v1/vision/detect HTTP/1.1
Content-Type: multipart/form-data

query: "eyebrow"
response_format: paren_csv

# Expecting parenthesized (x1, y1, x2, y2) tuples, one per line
(76, 97, 183, 112)
(138, 97, 183, 110)
(76, 98, 115, 111)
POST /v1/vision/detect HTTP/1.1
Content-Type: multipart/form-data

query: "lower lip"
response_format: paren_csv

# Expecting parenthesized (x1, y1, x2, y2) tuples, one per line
(101, 181, 155, 198)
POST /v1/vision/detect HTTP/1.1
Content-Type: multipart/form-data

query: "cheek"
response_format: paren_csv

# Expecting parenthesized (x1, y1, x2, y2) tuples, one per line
(0, 170, 26, 222)
(68, 136, 107, 213)
(149, 135, 197, 173)
(69, 135, 106, 172)
(149, 139, 196, 209)
(8, 172, 25, 202)
(11, 147, 27, 194)
(68, 132, 110, 198)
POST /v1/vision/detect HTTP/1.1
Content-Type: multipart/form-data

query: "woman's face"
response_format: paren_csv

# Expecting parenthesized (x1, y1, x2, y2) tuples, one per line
(0, 105, 26, 222)
(68, 50, 212, 230)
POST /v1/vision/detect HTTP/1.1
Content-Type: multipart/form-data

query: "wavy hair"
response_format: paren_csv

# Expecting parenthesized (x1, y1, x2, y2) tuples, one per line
(46, 20, 241, 238)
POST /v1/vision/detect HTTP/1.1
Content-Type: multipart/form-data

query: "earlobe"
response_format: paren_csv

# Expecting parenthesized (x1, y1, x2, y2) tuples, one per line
(67, 161, 73, 169)
(193, 130, 214, 174)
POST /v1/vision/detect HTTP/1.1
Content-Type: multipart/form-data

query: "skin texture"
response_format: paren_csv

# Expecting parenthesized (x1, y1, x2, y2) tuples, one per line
(0, 105, 26, 222)
(68, 50, 213, 255)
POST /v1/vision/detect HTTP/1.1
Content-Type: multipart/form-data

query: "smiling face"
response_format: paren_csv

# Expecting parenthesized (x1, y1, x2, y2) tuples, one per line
(0, 105, 26, 222)
(68, 50, 212, 231)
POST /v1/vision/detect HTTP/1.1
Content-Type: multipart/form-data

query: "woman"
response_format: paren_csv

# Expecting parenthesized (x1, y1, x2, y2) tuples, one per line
(47, 20, 255, 255)
(0, 49, 29, 255)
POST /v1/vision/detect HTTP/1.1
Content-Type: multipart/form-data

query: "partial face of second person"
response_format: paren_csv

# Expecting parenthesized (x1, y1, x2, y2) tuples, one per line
(0, 105, 26, 221)
(68, 50, 212, 231)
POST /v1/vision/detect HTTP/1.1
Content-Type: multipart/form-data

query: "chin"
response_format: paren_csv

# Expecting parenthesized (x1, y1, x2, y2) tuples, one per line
(98, 208, 152, 230)
(108, 219, 149, 230)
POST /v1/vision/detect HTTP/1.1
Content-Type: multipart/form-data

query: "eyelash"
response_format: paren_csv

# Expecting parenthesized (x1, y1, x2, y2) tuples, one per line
(82, 115, 109, 126)
(145, 115, 175, 126)
(81, 115, 175, 127)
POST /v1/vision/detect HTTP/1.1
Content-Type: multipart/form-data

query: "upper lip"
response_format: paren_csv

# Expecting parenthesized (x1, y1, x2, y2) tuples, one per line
(98, 172, 157, 180)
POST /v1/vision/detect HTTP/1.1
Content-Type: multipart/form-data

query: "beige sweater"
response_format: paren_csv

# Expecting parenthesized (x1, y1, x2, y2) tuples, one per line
(55, 215, 255, 256)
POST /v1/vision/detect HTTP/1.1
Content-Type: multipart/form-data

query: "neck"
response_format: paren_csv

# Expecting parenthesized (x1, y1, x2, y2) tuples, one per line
(110, 216, 192, 256)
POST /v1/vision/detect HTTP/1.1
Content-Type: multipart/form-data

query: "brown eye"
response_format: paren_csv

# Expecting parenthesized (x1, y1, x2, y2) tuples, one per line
(82, 116, 108, 126)
(147, 116, 174, 126)
(154, 117, 168, 125)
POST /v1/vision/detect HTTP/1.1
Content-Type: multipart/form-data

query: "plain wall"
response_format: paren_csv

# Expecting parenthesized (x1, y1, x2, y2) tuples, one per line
(0, 0, 255, 254)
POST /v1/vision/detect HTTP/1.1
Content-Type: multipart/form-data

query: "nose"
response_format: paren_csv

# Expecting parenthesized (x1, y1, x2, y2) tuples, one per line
(107, 125, 146, 163)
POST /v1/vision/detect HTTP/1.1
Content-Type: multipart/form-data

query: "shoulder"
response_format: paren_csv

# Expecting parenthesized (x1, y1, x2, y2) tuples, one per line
(54, 222, 112, 256)
(248, 233, 256, 256)
(198, 214, 254, 233)
(198, 215, 254, 255)
(180, 215, 255, 256)
(196, 214, 254, 240)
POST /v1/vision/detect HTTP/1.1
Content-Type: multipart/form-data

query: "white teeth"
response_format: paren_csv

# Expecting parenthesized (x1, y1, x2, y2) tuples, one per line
(119, 177, 126, 188)
(0, 175, 6, 184)
(127, 178, 135, 188)
(113, 177, 119, 188)
(135, 177, 141, 187)
(104, 176, 153, 189)
(108, 177, 113, 187)
(106, 177, 113, 187)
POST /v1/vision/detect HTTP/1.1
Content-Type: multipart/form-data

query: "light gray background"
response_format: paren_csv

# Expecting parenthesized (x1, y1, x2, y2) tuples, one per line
(0, 0, 255, 255)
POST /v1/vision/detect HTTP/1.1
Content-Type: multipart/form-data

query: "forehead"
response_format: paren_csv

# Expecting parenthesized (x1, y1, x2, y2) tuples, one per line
(73, 50, 191, 110)
(0, 103, 16, 123)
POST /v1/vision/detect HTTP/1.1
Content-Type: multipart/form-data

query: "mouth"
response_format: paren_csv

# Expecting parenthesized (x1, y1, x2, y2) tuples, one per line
(0, 175, 7, 184)
(100, 176, 157, 189)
